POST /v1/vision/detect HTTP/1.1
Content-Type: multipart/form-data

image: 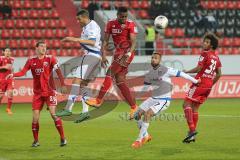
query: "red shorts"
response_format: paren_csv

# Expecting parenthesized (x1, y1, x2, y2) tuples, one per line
(185, 85, 212, 104)
(32, 94, 57, 110)
(0, 79, 14, 93)
(110, 52, 135, 77)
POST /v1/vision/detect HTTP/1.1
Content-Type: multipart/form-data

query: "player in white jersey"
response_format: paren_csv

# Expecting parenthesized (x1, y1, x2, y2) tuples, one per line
(56, 9, 102, 123)
(131, 52, 200, 149)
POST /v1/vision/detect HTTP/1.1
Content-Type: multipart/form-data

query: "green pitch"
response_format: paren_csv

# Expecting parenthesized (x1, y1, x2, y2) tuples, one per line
(0, 99, 240, 160)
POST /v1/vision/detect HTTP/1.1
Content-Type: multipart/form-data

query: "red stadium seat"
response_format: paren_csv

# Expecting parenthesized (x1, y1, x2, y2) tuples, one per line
(22, 29, 33, 39)
(66, 29, 74, 36)
(62, 42, 72, 49)
(0, 40, 7, 49)
(222, 38, 232, 47)
(81, 0, 89, 9)
(190, 38, 201, 47)
(207, 1, 217, 9)
(19, 10, 29, 19)
(34, 30, 43, 39)
(12, 1, 22, 9)
(173, 38, 182, 47)
(232, 38, 240, 47)
(44, 0, 53, 9)
(33, 1, 42, 9)
(27, 49, 35, 56)
(51, 9, 60, 19)
(45, 29, 54, 38)
(59, 49, 69, 56)
(42, 10, 50, 19)
(138, 10, 149, 19)
(48, 20, 57, 28)
(9, 39, 18, 48)
(25, 19, 35, 28)
(191, 48, 201, 55)
(5, 20, 14, 28)
(101, 1, 110, 9)
(175, 28, 185, 37)
(131, 1, 139, 9)
(29, 10, 38, 19)
(52, 40, 61, 48)
(181, 49, 190, 55)
(182, 38, 190, 47)
(1, 30, 11, 39)
(58, 19, 67, 28)
(0, 20, 3, 27)
(12, 30, 22, 39)
(19, 39, 29, 49)
(237, 1, 240, 9)
(165, 28, 173, 37)
(48, 49, 58, 56)
(23, 0, 32, 9)
(55, 29, 65, 38)
(71, 49, 80, 56)
(140, 1, 150, 9)
(16, 50, 25, 57)
(226, 1, 236, 9)
(16, 20, 25, 28)
(11, 10, 19, 18)
(232, 48, 240, 55)
(217, 1, 225, 9)
(37, 20, 47, 29)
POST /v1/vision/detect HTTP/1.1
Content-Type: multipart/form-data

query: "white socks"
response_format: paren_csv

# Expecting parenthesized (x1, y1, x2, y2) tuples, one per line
(136, 122, 149, 141)
(65, 84, 80, 111)
(81, 87, 89, 113)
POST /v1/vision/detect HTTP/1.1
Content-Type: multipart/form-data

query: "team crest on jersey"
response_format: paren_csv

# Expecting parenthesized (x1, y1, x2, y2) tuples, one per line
(43, 61, 49, 67)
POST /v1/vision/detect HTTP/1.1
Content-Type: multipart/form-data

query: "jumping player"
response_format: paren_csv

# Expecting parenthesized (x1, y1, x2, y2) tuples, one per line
(86, 7, 138, 119)
(182, 33, 222, 143)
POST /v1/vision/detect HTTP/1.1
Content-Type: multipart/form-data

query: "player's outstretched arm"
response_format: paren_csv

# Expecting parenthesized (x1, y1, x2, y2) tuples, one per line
(178, 71, 200, 84)
(61, 37, 95, 46)
(213, 67, 222, 85)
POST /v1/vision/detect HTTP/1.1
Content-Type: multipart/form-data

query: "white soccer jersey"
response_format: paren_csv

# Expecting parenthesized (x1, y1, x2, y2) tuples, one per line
(144, 65, 182, 99)
(80, 20, 101, 56)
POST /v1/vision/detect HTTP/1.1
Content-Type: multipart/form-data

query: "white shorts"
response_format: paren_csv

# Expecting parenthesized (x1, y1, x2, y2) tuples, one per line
(74, 53, 101, 80)
(139, 97, 170, 115)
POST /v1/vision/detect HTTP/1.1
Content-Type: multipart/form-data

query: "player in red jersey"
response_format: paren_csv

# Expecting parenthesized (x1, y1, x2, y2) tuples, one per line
(0, 47, 14, 115)
(7, 41, 67, 147)
(86, 7, 138, 119)
(182, 33, 222, 143)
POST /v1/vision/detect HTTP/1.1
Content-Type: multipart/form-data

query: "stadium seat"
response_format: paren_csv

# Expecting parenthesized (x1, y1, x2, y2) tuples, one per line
(42, 10, 50, 19)
(19, 39, 29, 49)
(175, 28, 185, 37)
(37, 20, 47, 29)
(16, 50, 25, 57)
(226, 1, 236, 9)
(1, 30, 11, 39)
(173, 38, 182, 47)
(48, 49, 58, 56)
(29, 10, 38, 19)
(22, 29, 33, 39)
(11, 10, 18, 18)
(81, 0, 89, 9)
(51, 9, 60, 19)
(232, 48, 240, 55)
(9, 39, 18, 49)
(44, 0, 53, 9)
(101, 1, 110, 9)
(55, 29, 65, 38)
(71, 49, 80, 56)
(33, 1, 42, 9)
(19, 10, 29, 19)
(221, 38, 232, 47)
(66, 29, 74, 36)
(16, 20, 25, 28)
(181, 49, 191, 55)
(138, 10, 149, 19)
(191, 48, 201, 55)
(232, 38, 240, 47)
(5, 20, 14, 28)
(130, 0, 139, 9)
(140, 1, 150, 9)
(165, 28, 174, 37)
(52, 40, 61, 48)
(23, 0, 32, 9)
(58, 19, 67, 28)
(0, 40, 7, 49)
(25, 19, 35, 28)
(12, 1, 22, 9)
(47, 20, 57, 28)
(190, 38, 201, 47)
(45, 29, 54, 38)
(34, 30, 43, 39)
(12, 30, 22, 39)
(62, 42, 72, 49)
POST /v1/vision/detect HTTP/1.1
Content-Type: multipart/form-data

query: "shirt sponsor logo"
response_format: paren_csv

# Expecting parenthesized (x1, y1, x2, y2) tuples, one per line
(35, 68, 44, 75)
(112, 29, 122, 34)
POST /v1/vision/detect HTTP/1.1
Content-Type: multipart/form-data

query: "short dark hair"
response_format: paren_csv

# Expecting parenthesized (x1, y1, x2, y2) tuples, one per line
(77, 9, 89, 17)
(36, 41, 45, 47)
(117, 7, 128, 14)
(2, 46, 10, 51)
(204, 33, 219, 50)
(152, 52, 162, 56)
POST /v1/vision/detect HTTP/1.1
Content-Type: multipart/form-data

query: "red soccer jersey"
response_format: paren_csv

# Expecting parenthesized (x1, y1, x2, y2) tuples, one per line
(0, 56, 14, 80)
(14, 55, 59, 96)
(105, 19, 137, 53)
(195, 50, 222, 88)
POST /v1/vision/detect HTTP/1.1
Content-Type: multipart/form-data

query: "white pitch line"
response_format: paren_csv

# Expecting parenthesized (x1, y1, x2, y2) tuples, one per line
(200, 114, 240, 118)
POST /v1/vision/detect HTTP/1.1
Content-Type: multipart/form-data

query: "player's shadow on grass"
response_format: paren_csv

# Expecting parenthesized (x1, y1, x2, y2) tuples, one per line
(56, 96, 119, 122)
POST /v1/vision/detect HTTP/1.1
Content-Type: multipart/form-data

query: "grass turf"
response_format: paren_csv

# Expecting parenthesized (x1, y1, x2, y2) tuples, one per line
(0, 98, 240, 160)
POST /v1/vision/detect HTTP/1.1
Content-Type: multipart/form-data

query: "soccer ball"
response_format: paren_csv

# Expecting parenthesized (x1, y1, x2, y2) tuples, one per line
(154, 15, 168, 31)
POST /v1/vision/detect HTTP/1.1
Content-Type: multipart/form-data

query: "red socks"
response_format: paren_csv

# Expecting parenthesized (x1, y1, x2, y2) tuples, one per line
(184, 106, 195, 132)
(97, 76, 112, 100)
(117, 82, 136, 109)
(193, 112, 199, 130)
(55, 118, 65, 140)
(7, 98, 12, 109)
(32, 122, 39, 142)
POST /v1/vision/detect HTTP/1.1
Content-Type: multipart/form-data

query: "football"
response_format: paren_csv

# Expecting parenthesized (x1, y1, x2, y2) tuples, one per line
(154, 15, 168, 31)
